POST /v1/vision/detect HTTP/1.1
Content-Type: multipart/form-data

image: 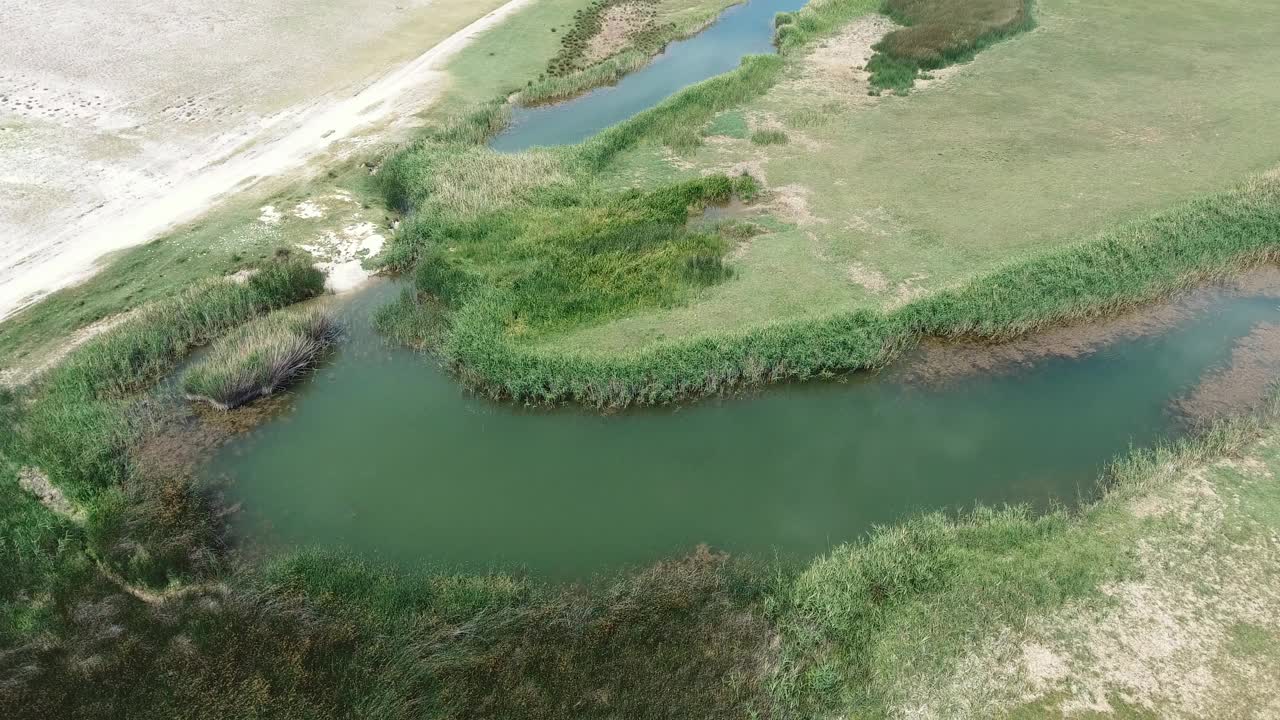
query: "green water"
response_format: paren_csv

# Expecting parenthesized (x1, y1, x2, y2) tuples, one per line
(208, 281, 1279, 576)
(490, 0, 809, 152)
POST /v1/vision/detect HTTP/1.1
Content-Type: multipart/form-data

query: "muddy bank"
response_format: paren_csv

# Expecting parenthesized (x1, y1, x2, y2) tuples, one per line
(132, 394, 295, 486)
(897, 266, 1280, 385)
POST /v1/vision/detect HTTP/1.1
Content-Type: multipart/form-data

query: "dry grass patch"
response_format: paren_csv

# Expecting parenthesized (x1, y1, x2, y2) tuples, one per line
(900, 440, 1280, 718)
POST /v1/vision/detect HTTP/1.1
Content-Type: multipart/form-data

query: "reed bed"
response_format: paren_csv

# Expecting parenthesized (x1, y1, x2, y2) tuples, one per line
(404, 169, 1280, 408)
(867, 0, 1035, 91)
(182, 309, 343, 411)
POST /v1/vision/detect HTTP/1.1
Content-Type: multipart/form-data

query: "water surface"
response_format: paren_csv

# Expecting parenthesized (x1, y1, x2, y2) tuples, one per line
(207, 281, 1280, 577)
(489, 0, 808, 152)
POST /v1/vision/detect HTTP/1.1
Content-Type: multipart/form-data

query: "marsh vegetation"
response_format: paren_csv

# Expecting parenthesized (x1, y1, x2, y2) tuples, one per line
(867, 0, 1034, 91)
(5, 0, 1280, 717)
(182, 309, 342, 411)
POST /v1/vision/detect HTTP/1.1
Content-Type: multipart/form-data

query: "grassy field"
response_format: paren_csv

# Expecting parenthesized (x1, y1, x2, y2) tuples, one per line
(549, 0, 1280, 354)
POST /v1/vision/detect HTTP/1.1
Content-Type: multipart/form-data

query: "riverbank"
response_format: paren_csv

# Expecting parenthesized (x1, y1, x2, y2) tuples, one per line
(4, 344, 1278, 716)
(209, 267, 1280, 574)
(374, 0, 1280, 406)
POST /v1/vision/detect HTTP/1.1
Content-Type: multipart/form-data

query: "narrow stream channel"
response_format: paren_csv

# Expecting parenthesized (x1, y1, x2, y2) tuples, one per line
(207, 279, 1280, 577)
(489, 0, 808, 152)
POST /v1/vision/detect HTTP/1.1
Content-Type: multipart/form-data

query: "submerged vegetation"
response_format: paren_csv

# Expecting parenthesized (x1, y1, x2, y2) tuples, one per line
(14, 256, 324, 502)
(867, 0, 1035, 91)
(183, 308, 342, 410)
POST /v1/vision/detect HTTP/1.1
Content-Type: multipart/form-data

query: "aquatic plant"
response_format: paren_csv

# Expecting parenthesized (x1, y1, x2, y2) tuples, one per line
(182, 309, 342, 411)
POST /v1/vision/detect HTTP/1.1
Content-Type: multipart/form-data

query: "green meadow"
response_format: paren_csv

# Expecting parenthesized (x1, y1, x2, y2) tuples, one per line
(551, 0, 1280, 355)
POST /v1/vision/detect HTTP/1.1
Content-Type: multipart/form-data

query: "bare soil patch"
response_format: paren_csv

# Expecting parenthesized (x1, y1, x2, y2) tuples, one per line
(584, 3, 661, 65)
(775, 15, 897, 110)
(18, 466, 84, 523)
(905, 441, 1280, 718)
(0, 0, 533, 320)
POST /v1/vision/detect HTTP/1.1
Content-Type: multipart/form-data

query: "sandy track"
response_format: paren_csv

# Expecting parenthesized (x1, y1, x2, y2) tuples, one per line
(0, 0, 537, 321)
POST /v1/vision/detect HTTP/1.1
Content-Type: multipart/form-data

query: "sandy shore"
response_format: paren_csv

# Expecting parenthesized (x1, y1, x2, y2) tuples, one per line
(0, 0, 536, 320)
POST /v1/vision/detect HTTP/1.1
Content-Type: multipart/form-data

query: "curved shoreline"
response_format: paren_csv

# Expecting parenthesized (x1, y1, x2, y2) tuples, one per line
(395, 172, 1280, 408)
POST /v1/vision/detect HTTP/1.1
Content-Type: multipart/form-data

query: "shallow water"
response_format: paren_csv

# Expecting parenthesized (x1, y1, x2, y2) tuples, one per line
(489, 0, 808, 152)
(207, 280, 1280, 577)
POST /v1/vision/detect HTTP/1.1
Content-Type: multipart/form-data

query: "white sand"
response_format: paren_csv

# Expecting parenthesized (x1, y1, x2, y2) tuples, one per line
(0, 0, 537, 320)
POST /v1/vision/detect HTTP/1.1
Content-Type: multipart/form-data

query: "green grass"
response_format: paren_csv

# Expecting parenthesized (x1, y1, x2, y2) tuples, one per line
(868, 0, 1035, 92)
(0, 161, 378, 380)
(704, 110, 749, 139)
(579, 52, 788, 165)
(371, 0, 1280, 407)
(387, 172, 1280, 407)
(570, 0, 1280, 355)
(14, 256, 323, 501)
(519, 49, 654, 105)
(393, 173, 755, 338)
(183, 308, 342, 410)
(5, 0, 1280, 715)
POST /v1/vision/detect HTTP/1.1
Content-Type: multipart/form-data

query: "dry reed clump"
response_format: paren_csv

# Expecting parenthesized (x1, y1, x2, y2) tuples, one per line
(181, 309, 342, 411)
(393, 546, 778, 720)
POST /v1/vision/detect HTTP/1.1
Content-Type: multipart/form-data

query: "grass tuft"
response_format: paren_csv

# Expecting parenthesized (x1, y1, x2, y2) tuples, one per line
(13, 256, 323, 500)
(182, 309, 343, 411)
(750, 128, 789, 145)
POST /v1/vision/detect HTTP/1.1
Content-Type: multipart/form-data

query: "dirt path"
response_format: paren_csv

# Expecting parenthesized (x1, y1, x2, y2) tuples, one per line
(0, 0, 538, 321)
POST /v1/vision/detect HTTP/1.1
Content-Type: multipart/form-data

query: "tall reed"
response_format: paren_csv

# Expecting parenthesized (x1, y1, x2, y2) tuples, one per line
(182, 309, 343, 410)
